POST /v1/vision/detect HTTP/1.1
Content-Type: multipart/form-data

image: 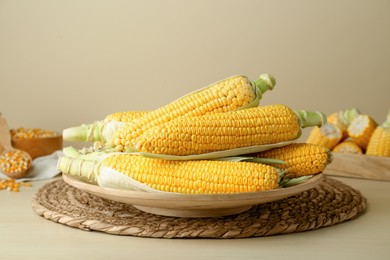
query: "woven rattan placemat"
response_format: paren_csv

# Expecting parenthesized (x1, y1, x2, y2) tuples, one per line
(32, 176, 366, 238)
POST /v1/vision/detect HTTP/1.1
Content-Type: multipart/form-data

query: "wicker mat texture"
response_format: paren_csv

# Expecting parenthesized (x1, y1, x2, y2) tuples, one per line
(32, 176, 366, 239)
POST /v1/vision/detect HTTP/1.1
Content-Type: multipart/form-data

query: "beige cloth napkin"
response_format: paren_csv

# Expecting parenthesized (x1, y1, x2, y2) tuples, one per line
(0, 150, 63, 182)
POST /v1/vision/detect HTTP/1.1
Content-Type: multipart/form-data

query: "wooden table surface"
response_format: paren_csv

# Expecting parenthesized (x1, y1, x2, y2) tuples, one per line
(1, 175, 389, 260)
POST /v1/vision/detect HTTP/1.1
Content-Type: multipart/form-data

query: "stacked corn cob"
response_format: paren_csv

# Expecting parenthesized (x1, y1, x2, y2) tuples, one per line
(59, 73, 333, 195)
(307, 108, 390, 157)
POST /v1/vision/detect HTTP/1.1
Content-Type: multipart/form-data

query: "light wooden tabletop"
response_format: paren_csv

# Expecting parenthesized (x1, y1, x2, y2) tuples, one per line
(1, 175, 389, 260)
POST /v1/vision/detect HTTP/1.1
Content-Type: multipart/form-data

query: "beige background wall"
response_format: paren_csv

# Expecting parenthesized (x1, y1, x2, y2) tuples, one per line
(1, 0, 389, 143)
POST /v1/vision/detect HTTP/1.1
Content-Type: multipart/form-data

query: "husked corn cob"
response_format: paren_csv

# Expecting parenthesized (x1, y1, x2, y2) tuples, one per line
(366, 111, 390, 157)
(63, 111, 147, 142)
(57, 153, 280, 194)
(306, 123, 342, 150)
(250, 143, 332, 178)
(63, 74, 275, 145)
(333, 140, 363, 154)
(110, 74, 275, 151)
(327, 108, 360, 139)
(132, 104, 326, 156)
(348, 114, 377, 150)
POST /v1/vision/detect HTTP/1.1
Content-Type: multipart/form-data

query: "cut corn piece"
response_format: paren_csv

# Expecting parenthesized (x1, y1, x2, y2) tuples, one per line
(132, 105, 326, 157)
(327, 108, 360, 139)
(348, 114, 377, 150)
(366, 111, 390, 157)
(333, 140, 363, 154)
(57, 153, 281, 194)
(250, 143, 332, 178)
(306, 123, 342, 150)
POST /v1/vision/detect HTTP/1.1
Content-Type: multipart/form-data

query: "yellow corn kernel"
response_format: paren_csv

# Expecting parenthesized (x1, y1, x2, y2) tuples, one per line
(0, 150, 32, 177)
(366, 111, 390, 157)
(333, 140, 363, 154)
(11, 127, 58, 139)
(103, 111, 148, 123)
(251, 143, 332, 178)
(103, 154, 280, 194)
(0, 179, 31, 192)
(134, 104, 306, 156)
(306, 123, 342, 150)
(348, 114, 377, 150)
(110, 75, 274, 151)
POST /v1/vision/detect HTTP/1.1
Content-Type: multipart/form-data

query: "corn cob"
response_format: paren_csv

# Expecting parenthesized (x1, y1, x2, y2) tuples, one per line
(306, 123, 342, 150)
(366, 111, 390, 157)
(57, 153, 281, 194)
(131, 105, 326, 158)
(327, 108, 360, 139)
(332, 140, 363, 154)
(250, 143, 332, 178)
(347, 114, 377, 150)
(110, 74, 275, 151)
(63, 74, 275, 145)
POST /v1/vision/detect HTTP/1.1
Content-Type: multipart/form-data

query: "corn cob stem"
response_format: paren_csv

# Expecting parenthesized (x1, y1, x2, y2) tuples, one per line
(294, 110, 327, 129)
(63, 111, 148, 142)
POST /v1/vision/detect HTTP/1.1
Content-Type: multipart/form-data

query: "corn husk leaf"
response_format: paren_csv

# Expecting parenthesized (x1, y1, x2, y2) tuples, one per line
(128, 139, 296, 160)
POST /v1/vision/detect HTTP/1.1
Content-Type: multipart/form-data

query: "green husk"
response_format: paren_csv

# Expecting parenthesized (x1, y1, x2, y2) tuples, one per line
(338, 107, 361, 126)
(279, 175, 314, 188)
(127, 140, 296, 160)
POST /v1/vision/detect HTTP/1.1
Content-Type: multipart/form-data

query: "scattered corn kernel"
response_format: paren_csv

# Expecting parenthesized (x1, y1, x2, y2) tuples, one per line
(0, 178, 32, 192)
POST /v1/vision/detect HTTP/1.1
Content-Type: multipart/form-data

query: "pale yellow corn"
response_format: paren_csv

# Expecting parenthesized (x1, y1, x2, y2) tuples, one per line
(348, 114, 377, 150)
(306, 123, 342, 150)
(251, 143, 332, 178)
(103, 154, 280, 194)
(134, 104, 305, 156)
(333, 140, 363, 154)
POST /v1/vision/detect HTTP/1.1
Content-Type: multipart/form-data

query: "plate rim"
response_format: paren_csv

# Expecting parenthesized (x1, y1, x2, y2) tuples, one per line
(62, 173, 323, 202)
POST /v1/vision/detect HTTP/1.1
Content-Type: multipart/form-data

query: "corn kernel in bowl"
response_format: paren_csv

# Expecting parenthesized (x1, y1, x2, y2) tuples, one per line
(11, 128, 63, 159)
